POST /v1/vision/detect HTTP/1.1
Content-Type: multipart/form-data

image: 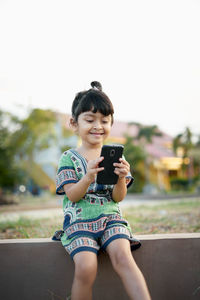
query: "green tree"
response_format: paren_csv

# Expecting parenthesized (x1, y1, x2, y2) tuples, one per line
(137, 125, 162, 143)
(123, 135, 146, 192)
(11, 108, 56, 161)
(0, 108, 57, 197)
(0, 110, 24, 200)
(136, 124, 162, 184)
(172, 127, 200, 189)
(188, 134, 200, 179)
(173, 127, 194, 177)
(173, 127, 193, 159)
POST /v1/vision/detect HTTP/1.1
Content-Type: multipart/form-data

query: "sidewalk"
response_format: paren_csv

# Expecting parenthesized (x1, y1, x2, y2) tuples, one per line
(121, 193, 200, 207)
(1, 193, 199, 222)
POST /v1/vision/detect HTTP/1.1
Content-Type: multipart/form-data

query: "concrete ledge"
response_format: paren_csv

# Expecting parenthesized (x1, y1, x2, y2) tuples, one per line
(0, 233, 200, 300)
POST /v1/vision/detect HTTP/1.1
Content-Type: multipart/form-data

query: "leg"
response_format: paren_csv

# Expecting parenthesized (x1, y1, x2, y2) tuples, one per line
(71, 251, 98, 300)
(106, 239, 151, 300)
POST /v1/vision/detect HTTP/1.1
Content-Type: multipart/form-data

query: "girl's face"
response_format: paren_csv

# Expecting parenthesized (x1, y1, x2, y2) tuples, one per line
(72, 111, 112, 147)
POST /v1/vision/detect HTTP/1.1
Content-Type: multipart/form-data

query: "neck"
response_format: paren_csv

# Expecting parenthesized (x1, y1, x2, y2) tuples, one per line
(77, 142, 103, 160)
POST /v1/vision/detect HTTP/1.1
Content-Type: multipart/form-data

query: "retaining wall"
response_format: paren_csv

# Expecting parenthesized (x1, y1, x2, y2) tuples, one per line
(0, 233, 200, 300)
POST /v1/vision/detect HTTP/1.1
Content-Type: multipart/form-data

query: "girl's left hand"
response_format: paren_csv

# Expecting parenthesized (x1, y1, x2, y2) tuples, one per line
(113, 158, 130, 178)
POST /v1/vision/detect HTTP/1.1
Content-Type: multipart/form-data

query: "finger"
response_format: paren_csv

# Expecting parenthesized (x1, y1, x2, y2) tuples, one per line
(119, 159, 130, 170)
(114, 160, 128, 167)
(113, 162, 124, 168)
(119, 158, 129, 166)
(95, 156, 104, 165)
(89, 157, 104, 168)
(114, 168, 128, 175)
(114, 169, 119, 175)
(114, 170, 128, 178)
(96, 167, 104, 173)
(91, 156, 104, 164)
(88, 167, 104, 178)
(114, 163, 130, 172)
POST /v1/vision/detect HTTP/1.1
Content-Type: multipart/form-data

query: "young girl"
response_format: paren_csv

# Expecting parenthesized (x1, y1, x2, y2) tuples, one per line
(55, 81, 151, 300)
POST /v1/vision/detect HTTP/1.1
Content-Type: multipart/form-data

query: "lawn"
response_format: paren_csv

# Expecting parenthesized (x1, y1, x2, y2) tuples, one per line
(0, 197, 200, 239)
(122, 198, 200, 234)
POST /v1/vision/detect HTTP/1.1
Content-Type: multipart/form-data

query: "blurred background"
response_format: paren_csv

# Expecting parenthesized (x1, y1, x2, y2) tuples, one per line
(0, 0, 200, 202)
(0, 0, 200, 240)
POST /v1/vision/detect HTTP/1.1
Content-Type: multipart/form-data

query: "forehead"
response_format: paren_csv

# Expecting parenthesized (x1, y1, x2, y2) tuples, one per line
(80, 111, 111, 119)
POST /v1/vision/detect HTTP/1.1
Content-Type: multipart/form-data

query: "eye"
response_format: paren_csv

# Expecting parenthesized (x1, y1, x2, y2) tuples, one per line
(86, 119, 93, 123)
(102, 120, 109, 124)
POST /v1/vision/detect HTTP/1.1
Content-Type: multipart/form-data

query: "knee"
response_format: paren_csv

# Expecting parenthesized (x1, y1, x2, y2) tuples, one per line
(111, 249, 135, 274)
(74, 259, 97, 285)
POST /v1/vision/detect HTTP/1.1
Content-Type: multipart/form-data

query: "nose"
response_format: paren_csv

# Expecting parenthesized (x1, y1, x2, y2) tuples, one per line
(93, 120, 102, 130)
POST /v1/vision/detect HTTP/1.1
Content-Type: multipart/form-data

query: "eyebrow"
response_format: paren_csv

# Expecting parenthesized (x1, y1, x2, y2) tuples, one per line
(83, 112, 95, 117)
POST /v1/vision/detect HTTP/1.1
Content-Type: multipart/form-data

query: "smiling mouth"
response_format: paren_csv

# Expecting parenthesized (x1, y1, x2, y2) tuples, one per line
(90, 132, 104, 135)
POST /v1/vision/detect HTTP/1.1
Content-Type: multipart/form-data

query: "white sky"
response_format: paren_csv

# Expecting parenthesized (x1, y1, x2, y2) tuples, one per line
(0, 0, 200, 137)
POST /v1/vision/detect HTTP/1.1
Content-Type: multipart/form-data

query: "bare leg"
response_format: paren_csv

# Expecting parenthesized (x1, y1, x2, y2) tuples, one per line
(71, 251, 98, 300)
(106, 239, 151, 300)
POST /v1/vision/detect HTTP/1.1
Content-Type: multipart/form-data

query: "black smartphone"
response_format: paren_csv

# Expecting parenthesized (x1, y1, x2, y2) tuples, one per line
(96, 144, 124, 185)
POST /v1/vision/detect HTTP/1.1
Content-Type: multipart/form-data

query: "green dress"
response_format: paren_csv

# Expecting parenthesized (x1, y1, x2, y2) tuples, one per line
(56, 149, 141, 258)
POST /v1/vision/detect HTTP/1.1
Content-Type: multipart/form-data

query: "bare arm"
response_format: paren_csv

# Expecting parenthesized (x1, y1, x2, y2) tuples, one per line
(63, 156, 104, 203)
(112, 158, 130, 202)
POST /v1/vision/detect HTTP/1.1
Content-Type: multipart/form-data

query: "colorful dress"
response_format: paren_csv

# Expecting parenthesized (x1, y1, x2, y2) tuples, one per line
(55, 149, 141, 258)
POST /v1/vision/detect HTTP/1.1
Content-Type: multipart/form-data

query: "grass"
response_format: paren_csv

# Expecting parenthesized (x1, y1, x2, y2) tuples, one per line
(122, 198, 200, 234)
(0, 217, 63, 239)
(0, 197, 200, 239)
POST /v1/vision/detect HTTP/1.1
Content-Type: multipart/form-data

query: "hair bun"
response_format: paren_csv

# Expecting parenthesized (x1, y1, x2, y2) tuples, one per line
(90, 81, 102, 91)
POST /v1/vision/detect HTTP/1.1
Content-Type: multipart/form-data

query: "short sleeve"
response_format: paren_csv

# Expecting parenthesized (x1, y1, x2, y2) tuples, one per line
(56, 151, 78, 195)
(126, 174, 134, 188)
(123, 155, 134, 188)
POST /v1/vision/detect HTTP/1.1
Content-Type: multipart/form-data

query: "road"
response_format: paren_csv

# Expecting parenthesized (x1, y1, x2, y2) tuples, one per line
(0, 193, 199, 222)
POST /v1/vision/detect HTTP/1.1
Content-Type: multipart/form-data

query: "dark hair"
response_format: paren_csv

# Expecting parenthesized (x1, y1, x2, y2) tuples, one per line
(71, 81, 114, 124)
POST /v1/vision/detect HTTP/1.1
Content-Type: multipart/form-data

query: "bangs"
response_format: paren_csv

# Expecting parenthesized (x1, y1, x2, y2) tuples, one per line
(74, 90, 114, 121)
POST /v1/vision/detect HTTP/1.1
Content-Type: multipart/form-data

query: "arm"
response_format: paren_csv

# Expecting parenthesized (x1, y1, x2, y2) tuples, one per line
(112, 158, 130, 202)
(64, 156, 104, 203)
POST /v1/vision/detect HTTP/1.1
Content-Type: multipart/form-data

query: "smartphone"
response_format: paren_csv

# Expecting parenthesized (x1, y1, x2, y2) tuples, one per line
(96, 144, 124, 185)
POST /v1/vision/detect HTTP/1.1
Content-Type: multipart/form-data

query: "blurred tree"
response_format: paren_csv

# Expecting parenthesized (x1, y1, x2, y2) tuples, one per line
(135, 124, 162, 184)
(0, 108, 57, 198)
(137, 124, 162, 143)
(60, 125, 74, 153)
(188, 134, 200, 179)
(123, 135, 146, 192)
(195, 134, 200, 147)
(173, 127, 193, 158)
(11, 108, 56, 161)
(0, 110, 24, 199)
(172, 127, 200, 190)
(60, 145, 71, 153)
(189, 148, 200, 173)
(173, 127, 194, 177)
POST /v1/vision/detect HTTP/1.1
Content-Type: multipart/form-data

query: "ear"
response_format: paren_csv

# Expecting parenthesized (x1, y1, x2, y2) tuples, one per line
(69, 117, 78, 133)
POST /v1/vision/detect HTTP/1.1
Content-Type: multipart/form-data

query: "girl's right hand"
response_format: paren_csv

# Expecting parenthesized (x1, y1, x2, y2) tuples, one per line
(85, 156, 104, 183)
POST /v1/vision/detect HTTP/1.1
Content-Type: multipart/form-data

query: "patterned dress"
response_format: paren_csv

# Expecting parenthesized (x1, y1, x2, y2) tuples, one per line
(56, 149, 141, 258)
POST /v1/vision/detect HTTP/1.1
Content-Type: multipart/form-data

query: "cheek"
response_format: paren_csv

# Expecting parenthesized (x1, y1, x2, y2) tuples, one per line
(78, 122, 90, 131)
(104, 124, 112, 134)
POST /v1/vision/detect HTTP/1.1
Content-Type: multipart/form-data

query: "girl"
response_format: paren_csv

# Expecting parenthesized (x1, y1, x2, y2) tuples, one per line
(55, 81, 151, 300)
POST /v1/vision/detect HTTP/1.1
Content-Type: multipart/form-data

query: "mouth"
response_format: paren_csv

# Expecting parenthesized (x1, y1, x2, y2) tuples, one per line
(90, 132, 104, 136)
